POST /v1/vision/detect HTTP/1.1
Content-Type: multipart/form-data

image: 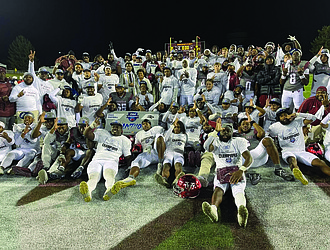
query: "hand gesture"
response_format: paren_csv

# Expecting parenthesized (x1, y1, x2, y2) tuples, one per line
(173, 117, 179, 126)
(23, 124, 32, 134)
(94, 72, 100, 82)
(265, 98, 270, 107)
(282, 68, 288, 76)
(322, 93, 329, 107)
(28, 50, 35, 62)
(318, 46, 324, 56)
(106, 96, 112, 106)
(215, 117, 223, 132)
(297, 67, 304, 76)
(17, 90, 24, 98)
(287, 35, 296, 41)
(246, 112, 251, 122)
(288, 113, 297, 121)
(2, 95, 9, 102)
(39, 111, 46, 123)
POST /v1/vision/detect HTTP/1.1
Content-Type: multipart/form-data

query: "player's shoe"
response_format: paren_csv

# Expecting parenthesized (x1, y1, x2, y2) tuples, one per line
(275, 168, 294, 181)
(154, 173, 170, 188)
(197, 175, 209, 188)
(292, 168, 308, 185)
(237, 205, 248, 228)
(111, 178, 137, 195)
(156, 163, 163, 175)
(0, 166, 4, 175)
(173, 171, 185, 185)
(202, 202, 218, 222)
(50, 166, 65, 179)
(248, 173, 261, 185)
(103, 188, 115, 201)
(79, 181, 91, 202)
(37, 169, 48, 185)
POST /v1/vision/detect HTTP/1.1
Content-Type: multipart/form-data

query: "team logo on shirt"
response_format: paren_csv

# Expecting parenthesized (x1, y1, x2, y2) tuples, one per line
(226, 158, 232, 163)
(290, 138, 296, 143)
(127, 112, 139, 122)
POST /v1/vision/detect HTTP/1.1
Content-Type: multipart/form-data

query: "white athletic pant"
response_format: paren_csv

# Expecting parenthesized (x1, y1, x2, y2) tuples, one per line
(2, 148, 37, 168)
(282, 88, 304, 110)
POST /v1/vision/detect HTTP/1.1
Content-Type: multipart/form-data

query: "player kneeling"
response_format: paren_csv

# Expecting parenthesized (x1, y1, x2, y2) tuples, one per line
(79, 118, 131, 202)
(202, 119, 252, 227)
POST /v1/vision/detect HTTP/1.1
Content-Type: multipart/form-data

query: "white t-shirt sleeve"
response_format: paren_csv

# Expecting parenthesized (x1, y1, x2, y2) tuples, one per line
(122, 136, 132, 157)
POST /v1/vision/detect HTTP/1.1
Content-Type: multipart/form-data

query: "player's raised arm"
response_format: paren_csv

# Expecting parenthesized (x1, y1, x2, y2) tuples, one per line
(83, 117, 100, 141)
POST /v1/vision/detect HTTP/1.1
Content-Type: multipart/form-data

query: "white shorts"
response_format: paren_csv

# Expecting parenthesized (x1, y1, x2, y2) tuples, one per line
(282, 88, 304, 110)
(282, 150, 318, 166)
(249, 139, 268, 168)
(163, 151, 184, 166)
(213, 173, 246, 197)
(87, 159, 118, 175)
(131, 149, 159, 169)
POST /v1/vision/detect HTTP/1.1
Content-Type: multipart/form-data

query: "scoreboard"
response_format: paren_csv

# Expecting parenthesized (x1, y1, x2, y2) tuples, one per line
(164, 41, 205, 57)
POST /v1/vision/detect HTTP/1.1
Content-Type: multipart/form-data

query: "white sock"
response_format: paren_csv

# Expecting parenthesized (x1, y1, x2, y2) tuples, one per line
(234, 193, 246, 209)
(87, 172, 102, 193)
(103, 168, 117, 190)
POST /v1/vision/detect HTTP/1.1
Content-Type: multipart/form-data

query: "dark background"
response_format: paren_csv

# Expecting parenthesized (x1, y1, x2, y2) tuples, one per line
(1, 0, 329, 67)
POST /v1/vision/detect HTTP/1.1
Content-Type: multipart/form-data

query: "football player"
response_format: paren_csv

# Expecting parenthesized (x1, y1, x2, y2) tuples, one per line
(202, 118, 252, 227)
(79, 118, 131, 202)
(269, 109, 330, 184)
(111, 119, 165, 194)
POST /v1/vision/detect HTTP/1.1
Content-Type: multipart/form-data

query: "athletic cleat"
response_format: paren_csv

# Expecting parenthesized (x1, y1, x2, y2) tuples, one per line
(111, 178, 137, 195)
(49, 166, 65, 179)
(79, 181, 91, 202)
(38, 169, 48, 185)
(202, 202, 218, 222)
(156, 163, 163, 175)
(237, 205, 248, 227)
(275, 168, 294, 181)
(154, 173, 170, 188)
(0, 166, 4, 175)
(173, 171, 185, 185)
(103, 188, 114, 201)
(248, 173, 261, 185)
(197, 175, 209, 188)
(292, 168, 308, 185)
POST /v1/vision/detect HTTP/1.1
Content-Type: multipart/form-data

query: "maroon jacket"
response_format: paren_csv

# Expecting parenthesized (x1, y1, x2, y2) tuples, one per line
(0, 79, 15, 117)
(298, 96, 330, 126)
(228, 72, 240, 91)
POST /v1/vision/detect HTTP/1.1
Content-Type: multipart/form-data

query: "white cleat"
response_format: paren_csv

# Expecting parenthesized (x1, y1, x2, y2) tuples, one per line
(202, 202, 218, 222)
(237, 205, 248, 228)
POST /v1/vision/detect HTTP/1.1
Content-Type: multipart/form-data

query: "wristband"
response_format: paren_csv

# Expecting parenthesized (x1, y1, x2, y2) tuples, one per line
(239, 166, 248, 172)
(299, 75, 306, 80)
(281, 75, 287, 79)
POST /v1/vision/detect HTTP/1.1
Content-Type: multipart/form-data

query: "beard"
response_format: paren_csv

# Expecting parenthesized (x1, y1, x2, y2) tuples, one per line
(219, 134, 232, 142)
(280, 118, 291, 125)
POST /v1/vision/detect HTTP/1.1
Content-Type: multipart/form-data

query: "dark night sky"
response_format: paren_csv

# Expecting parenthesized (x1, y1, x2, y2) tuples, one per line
(1, 1, 329, 68)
